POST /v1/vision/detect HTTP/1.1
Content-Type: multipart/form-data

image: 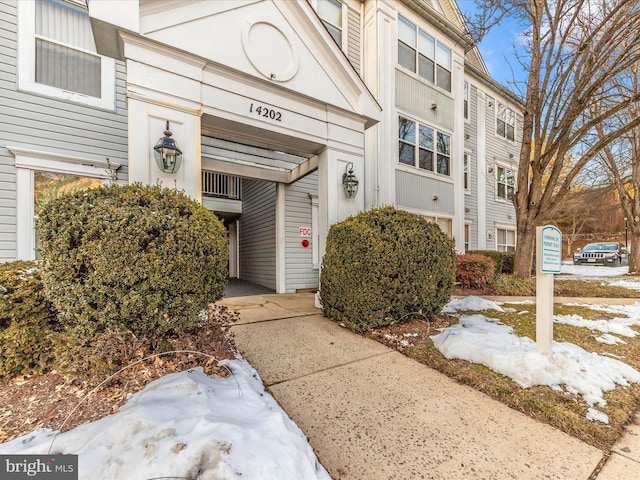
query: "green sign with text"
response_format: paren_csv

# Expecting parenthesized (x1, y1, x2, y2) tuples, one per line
(540, 225, 562, 274)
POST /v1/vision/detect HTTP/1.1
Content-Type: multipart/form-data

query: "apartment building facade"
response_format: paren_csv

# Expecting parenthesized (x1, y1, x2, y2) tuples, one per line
(0, 0, 521, 292)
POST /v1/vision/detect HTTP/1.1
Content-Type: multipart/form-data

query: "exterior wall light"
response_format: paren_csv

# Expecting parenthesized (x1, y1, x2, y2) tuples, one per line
(342, 162, 359, 199)
(154, 121, 183, 173)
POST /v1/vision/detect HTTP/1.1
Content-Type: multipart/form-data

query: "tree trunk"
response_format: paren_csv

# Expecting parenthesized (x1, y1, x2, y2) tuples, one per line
(629, 232, 640, 275)
(513, 216, 537, 278)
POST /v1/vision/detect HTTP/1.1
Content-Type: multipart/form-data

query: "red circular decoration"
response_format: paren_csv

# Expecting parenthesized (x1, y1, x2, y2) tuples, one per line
(301, 239, 310, 248)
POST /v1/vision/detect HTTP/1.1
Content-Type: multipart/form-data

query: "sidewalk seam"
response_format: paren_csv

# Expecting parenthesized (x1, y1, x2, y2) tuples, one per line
(263, 350, 397, 388)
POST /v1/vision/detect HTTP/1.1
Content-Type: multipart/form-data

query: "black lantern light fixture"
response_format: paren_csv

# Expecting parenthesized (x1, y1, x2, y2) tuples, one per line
(154, 121, 183, 174)
(342, 162, 359, 199)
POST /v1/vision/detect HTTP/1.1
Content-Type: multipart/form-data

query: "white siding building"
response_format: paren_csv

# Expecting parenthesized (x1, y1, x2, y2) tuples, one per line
(0, 0, 521, 292)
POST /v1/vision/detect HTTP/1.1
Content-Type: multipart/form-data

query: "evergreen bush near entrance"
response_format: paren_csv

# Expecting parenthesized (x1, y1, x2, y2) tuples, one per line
(320, 206, 456, 332)
(0, 261, 60, 377)
(37, 184, 228, 345)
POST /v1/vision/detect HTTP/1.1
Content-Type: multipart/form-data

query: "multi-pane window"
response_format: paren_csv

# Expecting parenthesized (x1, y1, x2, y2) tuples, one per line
(316, 0, 343, 47)
(464, 153, 470, 190)
(497, 103, 516, 141)
(35, 0, 101, 96)
(18, 0, 115, 108)
(425, 216, 452, 237)
(497, 228, 516, 252)
(398, 15, 452, 92)
(464, 224, 470, 252)
(497, 166, 515, 200)
(464, 81, 469, 119)
(398, 116, 450, 176)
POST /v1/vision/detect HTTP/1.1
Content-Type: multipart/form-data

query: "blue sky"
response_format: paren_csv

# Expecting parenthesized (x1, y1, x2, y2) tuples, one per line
(457, 1, 527, 87)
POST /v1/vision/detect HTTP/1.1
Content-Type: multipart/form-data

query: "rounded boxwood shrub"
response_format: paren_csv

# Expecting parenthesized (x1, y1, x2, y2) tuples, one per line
(320, 206, 456, 332)
(37, 184, 228, 341)
(0, 261, 61, 377)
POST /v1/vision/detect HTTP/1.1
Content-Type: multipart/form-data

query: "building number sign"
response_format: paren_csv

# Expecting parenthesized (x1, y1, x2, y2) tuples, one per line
(249, 103, 282, 122)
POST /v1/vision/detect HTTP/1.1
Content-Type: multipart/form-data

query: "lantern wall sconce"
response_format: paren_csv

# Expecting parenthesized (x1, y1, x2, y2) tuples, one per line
(154, 121, 183, 174)
(342, 162, 359, 199)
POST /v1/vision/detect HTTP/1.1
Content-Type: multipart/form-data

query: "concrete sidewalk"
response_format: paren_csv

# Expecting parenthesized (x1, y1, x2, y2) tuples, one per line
(217, 293, 640, 479)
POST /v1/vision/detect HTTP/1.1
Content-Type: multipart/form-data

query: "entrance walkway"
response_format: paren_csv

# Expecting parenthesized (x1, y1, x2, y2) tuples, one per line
(216, 293, 634, 479)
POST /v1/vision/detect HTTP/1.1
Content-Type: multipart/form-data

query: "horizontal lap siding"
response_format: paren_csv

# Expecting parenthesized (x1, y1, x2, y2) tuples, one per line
(285, 172, 318, 293)
(347, 5, 361, 74)
(396, 170, 454, 215)
(0, 1, 129, 260)
(239, 179, 276, 290)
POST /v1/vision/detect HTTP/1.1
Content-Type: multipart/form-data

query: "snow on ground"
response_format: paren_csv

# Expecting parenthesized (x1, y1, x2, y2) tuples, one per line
(441, 298, 640, 423)
(432, 314, 640, 423)
(443, 295, 504, 313)
(0, 358, 330, 480)
(559, 263, 640, 290)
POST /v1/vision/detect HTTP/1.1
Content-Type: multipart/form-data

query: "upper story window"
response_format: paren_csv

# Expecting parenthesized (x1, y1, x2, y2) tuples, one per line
(464, 81, 469, 119)
(497, 165, 515, 200)
(18, 0, 115, 109)
(497, 102, 516, 141)
(398, 14, 452, 92)
(398, 116, 450, 176)
(313, 0, 344, 48)
(464, 153, 470, 190)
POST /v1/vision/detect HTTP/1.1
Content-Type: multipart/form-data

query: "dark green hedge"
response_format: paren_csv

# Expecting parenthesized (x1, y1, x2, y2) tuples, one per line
(467, 250, 514, 274)
(0, 261, 60, 377)
(36, 184, 228, 340)
(319, 206, 456, 332)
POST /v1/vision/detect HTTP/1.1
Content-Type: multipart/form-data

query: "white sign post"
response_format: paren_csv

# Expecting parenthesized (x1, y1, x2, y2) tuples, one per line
(536, 225, 562, 355)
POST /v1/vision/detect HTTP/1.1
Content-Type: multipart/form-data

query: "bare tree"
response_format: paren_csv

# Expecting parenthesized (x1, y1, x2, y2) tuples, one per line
(593, 63, 640, 273)
(466, 0, 640, 277)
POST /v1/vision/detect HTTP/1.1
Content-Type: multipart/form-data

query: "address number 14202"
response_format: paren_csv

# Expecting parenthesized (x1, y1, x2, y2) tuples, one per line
(249, 103, 282, 122)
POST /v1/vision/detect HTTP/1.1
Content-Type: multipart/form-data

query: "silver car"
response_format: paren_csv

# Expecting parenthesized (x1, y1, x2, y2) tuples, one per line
(573, 242, 629, 267)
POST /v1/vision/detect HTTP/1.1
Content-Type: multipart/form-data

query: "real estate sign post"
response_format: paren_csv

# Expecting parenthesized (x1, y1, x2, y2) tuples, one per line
(536, 225, 562, 355)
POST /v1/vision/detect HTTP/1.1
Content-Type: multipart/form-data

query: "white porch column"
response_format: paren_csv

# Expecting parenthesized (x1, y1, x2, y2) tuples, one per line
(127, 97, 202, 200)
(476, 91, 487, 249)
(317, 147, 365, 264)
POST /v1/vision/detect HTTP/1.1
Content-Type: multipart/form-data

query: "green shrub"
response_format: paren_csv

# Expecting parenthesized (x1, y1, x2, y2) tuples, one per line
(467, 250, 515, 274)
(501, 252, 515, 274)
(456, 254, 496, 289)
(0, 261, 60, 377)
(37, 184, 228, 342)
(319, 206, 456, 332)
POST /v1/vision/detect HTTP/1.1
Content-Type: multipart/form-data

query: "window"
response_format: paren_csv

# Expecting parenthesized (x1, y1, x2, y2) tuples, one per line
(314, 0, 343, 47)
(398, 116, 450, 176)
(464, 153, 470, 190)
(464, 224, 470, 252)
(11, 146, 118, 260)
(398, 15, 452, 92)
(497, 165, 515, 200)
(34, 172, 102, 258)
(497, 228, 516, 252)
(497, 102, 516, 141)
(424, 216, 452, 237)
(464, 81, 469, 119)
(18, 0, 115, 109)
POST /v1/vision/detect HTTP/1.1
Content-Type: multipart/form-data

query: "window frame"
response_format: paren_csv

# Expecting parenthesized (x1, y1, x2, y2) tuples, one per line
(10, 146, 119, 260)
(397, 14, 452, 93)
(463, 81, 470, 121)
(463, 152, 471, 192)
(496, 227, 516, 252)
(17, 0, 116, 110)
(496, 102, 516, 141)
(311, 0, 347, 50)
(398, 115, 452, 178)
(496, 163, 515, 201)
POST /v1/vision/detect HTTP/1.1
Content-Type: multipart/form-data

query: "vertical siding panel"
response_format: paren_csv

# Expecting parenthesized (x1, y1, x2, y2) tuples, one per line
(284, 172, 318, 292)
(239, 179, 276, 290)
(464, 81, 479, 249)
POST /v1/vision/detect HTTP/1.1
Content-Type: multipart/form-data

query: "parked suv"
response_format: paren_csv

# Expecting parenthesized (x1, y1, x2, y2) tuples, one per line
(573, 242, 629, 267)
